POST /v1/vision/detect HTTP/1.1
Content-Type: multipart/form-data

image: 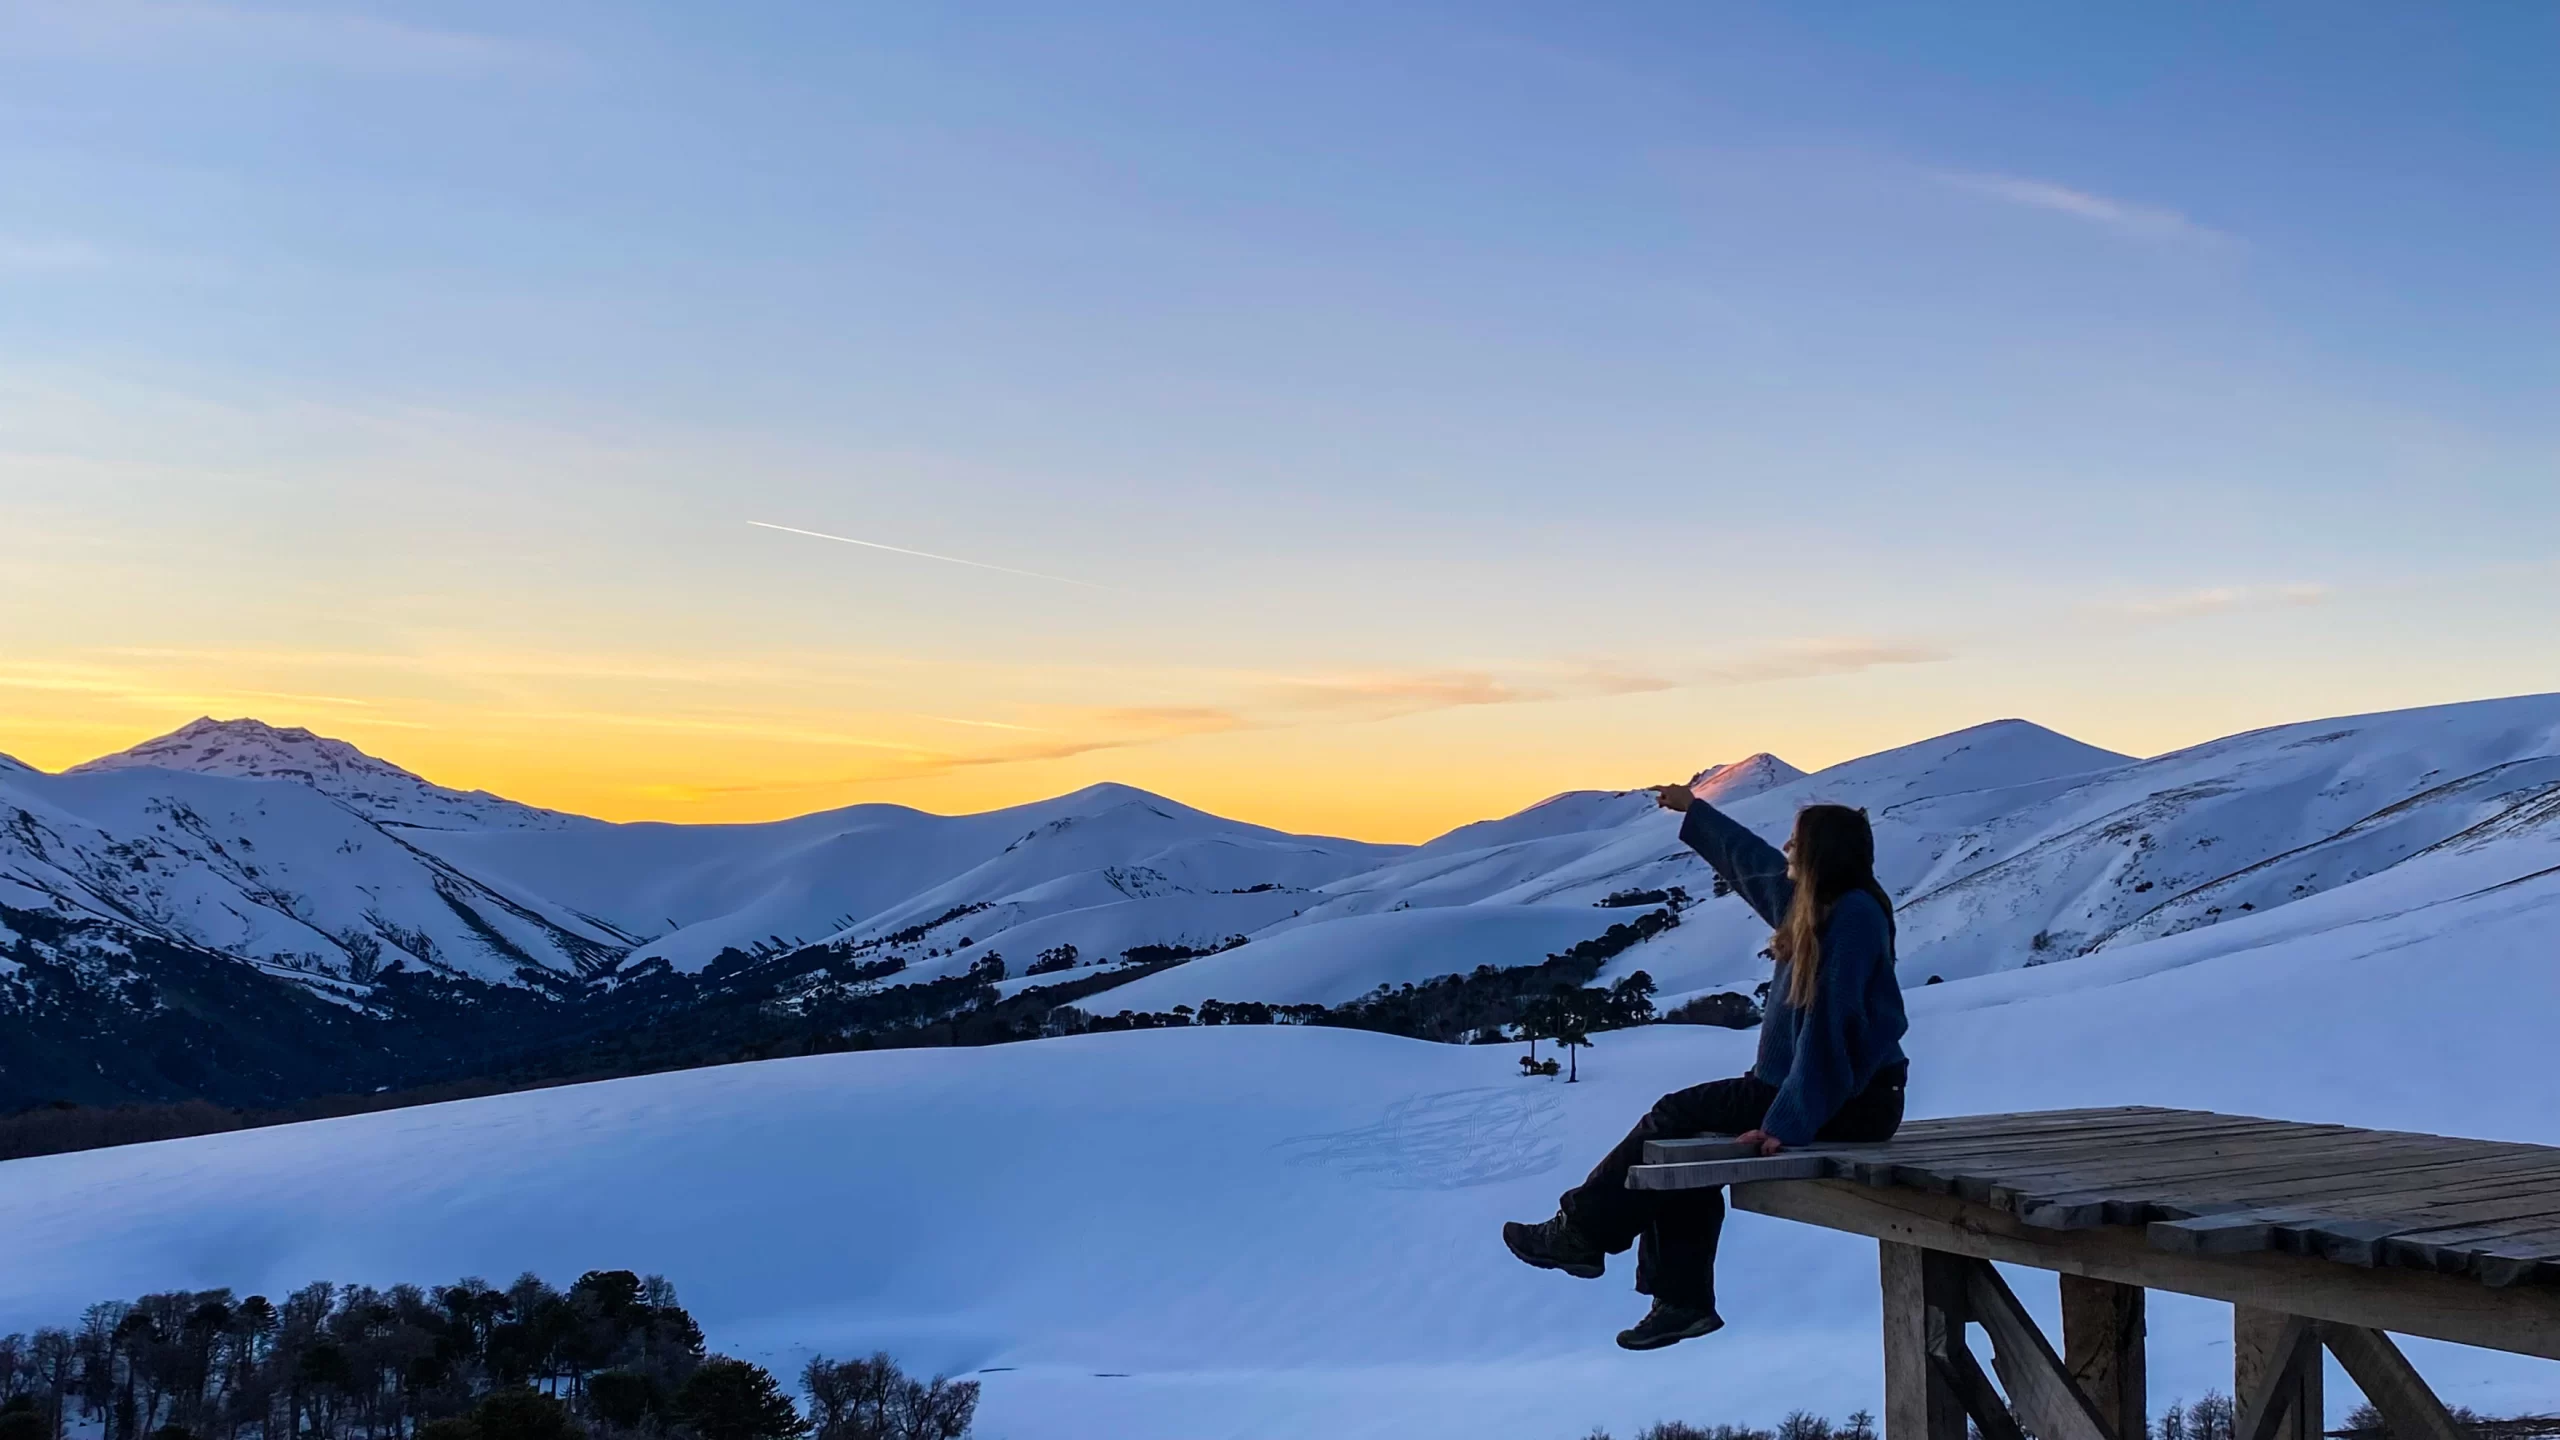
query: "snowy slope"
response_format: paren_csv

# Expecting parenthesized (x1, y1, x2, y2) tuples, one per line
(7, 836, 2558, 1440)
(1878, 693, 2560, 981)
(72, 717, 574, 831)
(1097, 904, 1631, 1012)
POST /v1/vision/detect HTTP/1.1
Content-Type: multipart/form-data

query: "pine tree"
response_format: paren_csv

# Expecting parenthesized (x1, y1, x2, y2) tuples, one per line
(674, 1358, 807, 1440)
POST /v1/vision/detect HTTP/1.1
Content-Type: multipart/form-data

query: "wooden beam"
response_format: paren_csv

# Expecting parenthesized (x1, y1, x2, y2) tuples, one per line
(2236, 1309, 2322, 1440)
(1938, 1339, 2028, 1440)
(1629, 1155, 1835, 1188)
(2319, 1325, 2466, 1440)
(1730, 1179, 2560, 1359)
(2060, 1275, 2146, 1440)
(1881, 1243, 1968, 1440)
(1964, 1261, 2112, 1440)
(1644, 1137, 1769, 1163)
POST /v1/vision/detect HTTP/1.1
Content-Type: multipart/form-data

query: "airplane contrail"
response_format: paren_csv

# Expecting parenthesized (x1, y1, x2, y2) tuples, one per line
(747, 521, 1116, 590)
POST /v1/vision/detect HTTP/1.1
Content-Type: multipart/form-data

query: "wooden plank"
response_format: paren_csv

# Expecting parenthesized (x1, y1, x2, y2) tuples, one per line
(1728, 1179, 2560, 1359)
(2117, 1140, 2559, 1195)
(2017, 1190, 2126, 1230)
(1646, 1137, 1780, 1164)
(1842, 1116, 2294, 1172)
(2060, 1275, 2146, 1440)
(2186, 1153, 2560, 1214)
(2319, 1324, 2466, 1440)
(1886, 1107, 2188, 1139)
(1884, 1113, 2557, 1182)
(2375, 1217, 2560, 1256)
(2214, 1144, 2560, 1193)
(2268, 1217, 2420, 1268)
(2236, 1309, 2321, 1440)
(1836, 1133, 2319, 1192)
(1628, 1155, 1835, 1189)
(1863, 1127, 2345, 1197)
(1859, 1116, 2312, 1168)
(1965, 1260, 2112, 1440)
(1888, 1115, 2284, 1151)
(1881, 1243, 1968, 1440)
(2381, 1193, 2560, 1233)
(2377, 1219, 2560, 1287)
(2151, 1209, 2328, 1255)
(2381, 1178, 2560, 1218)
(1949, 1144, 2560, 1234)
(1928, 1133, 2475, 1199)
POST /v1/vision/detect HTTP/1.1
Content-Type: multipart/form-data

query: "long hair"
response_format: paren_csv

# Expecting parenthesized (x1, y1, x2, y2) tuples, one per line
(1770, 804, 1893, 1009)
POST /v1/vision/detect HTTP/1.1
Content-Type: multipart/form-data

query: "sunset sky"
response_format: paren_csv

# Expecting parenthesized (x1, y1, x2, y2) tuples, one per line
(4, 2, 2555, 841)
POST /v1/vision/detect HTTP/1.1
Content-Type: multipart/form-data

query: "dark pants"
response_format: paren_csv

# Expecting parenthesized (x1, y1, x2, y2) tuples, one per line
(1557, 1065, 1907, 1311)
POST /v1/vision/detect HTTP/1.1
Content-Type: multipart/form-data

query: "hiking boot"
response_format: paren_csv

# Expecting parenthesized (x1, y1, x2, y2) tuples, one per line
(1502, 1213, 1605, 1279)
(1615, 1299, 1725, 1351)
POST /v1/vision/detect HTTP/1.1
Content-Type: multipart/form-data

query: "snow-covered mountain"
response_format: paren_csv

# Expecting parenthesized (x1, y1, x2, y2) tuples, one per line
(72, 717, 574, 831)
(1691, 751, 1806, 803)
(2, 723, 1400, 994)
(0, 765, 633, 988)
(1881, 693, 2560, 979)
(407, 782, 1401, 975)
(10, 694, 2560, 1092)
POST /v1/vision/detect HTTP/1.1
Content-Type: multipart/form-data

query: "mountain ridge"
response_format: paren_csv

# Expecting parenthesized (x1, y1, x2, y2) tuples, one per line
(11, 693, 2560, 1111)
(69, 717, 576, 832)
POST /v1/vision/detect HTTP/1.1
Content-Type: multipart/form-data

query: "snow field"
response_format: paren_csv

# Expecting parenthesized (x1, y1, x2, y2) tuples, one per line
(8, 856, 2560, 1438)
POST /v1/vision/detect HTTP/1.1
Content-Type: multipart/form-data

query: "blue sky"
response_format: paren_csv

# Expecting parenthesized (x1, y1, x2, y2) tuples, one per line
(2, 1, 2554, 838)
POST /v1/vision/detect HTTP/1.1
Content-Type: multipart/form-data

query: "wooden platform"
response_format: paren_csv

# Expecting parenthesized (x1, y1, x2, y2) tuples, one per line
(1632, 1105, 2560, 1290)
(1625, 1106, 2560, 1440)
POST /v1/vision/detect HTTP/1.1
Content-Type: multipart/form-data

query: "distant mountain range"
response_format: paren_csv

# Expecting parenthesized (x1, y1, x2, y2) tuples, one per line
(8, 694, 2560, 1110)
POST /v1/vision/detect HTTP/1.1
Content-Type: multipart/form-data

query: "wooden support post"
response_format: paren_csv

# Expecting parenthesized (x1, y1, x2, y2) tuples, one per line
(1966, 1263, 2112, 1440)
(2061, 1276, 2147, 1440)
(2318, 1325, 2465, 1440)
(1881, 1243, 1967, 1440)
(2237, 1308, 2324, 1440)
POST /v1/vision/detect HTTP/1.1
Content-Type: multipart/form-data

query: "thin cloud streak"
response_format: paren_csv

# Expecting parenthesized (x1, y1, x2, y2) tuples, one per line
(1688, 638, 1951, 685)
(748, 521, 1119, 591)
(0, 238, 109, 272)
(2100, 583, 2332, 620)
(654, 706, 1249, 795)
(1940, 171, 2236, 249)
(1258, 670, 1545, 716)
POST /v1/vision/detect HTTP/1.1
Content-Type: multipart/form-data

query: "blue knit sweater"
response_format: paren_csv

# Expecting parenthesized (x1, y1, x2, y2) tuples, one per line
(1677, 801, 1910, 1146)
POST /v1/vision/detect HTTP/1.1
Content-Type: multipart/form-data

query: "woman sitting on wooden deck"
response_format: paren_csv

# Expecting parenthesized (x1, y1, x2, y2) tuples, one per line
(1503, 787, 1912, 1350)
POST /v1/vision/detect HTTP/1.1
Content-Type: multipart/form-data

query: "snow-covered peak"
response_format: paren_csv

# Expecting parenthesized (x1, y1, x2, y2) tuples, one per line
(1751, 719, 2133, 818)
(69, 717, 572, 831)
(1689, 752, 1804, 805)
(0, 751, 34, 776)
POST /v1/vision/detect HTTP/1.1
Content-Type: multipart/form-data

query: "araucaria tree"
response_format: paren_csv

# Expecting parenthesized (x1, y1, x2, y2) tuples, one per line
(0, 1273, 973, 1440)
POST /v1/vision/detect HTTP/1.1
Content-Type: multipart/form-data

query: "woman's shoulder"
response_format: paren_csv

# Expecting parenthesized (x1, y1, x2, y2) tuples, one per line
(1824, 889, 1892, 937)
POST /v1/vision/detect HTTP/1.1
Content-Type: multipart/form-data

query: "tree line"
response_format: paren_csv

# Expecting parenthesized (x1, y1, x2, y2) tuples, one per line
(7, 891, 1764, 1159)
(0, 1271, 974, 1440)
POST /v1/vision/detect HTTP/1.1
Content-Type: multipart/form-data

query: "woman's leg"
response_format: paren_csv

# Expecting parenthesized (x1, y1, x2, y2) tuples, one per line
(1557, 1075, 1773, 1309)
